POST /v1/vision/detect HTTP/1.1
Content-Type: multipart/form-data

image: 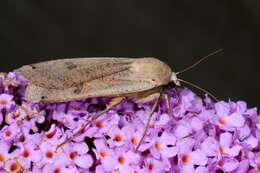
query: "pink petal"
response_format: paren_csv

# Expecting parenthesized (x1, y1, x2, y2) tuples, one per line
(195, 166, 208, 173)
(236, 101, 247, 113)
(220, 132, 232, 147)
(101, 156, 117, 171)
(238, 125, 251, 141)
(174, 121, 192, 138)
(190, 117, 203, 131)
(95, 165, 106, 173)
(215, 101, 230, 116)
(73, 142, 89, 154)
(201, 137, 219, 156)
(177, 137, 195, 154)
(161, 146, 178, 158)
(74, 154, 93, 169)
(226, 112, 245, 127)
(181, 164, 195, 173)
(236, 159, 249, 173)
(160, 132, 176, 145)
(226, 145, 241, 157)
(222, 158, 239, 172)
(155, 113, 170, 126)
(243, 135, 258, 149)
(190, 149, 208, 166)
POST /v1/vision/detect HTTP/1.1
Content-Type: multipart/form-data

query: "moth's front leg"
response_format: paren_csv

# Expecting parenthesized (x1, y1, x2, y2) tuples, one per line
(133, 91, 162, 152)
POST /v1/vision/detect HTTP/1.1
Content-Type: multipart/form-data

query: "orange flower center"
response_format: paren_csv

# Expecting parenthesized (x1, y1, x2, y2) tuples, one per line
(0, 100, 7, 105)
(19, 135, 26, 142)
(219, 117, 226, 125)
(96, 122, 104, 128)
(0, 154, 5, 162)
(5, 130, 12, 137)
(54, 168, 61, 173)
(155, 143, 161, 150)
(22, 150, 30, 158)
(46, 151, 54, 158)
(182, 154, 190, 164)
(131, 137, 137, 145)
(100, 151, 108, 158)
(46, 130, 56, 139)
(257, 164, 260, 171)
(148, 163, 154, 170)
(69, 151, 77, 160)
(10, 162, 19, 171)
(115, 135, 123, 142)
(219, 146, 225, 153)
(118, 156, 125, 165)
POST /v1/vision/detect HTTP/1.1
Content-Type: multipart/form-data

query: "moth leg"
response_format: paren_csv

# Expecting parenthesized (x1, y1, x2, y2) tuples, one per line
(57, 96, 125, 149)
(163, 93, 171, 115)
(135, 92, 161, 152)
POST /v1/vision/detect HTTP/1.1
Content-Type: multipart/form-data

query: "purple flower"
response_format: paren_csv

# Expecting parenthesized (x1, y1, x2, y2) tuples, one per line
(1, 123, 20, 142)
(17, 143, 42, 169)
(149, 131, 178, 159)
(113, 149, 140, 173)
(213, 101, 245, 130)
(0, 94, 14, 111)
(141, 157, 171, 173)
(0, 72, 259, 172)
(174, 120, 192, 138)
(201, 132, 241, 158)
(64, 142, 93, 169)
(94, 139, 116, 172)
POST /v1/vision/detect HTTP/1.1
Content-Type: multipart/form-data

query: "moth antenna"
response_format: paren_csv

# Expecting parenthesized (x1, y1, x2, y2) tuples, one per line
(176, 49, 223, 75)
(177, 78, 218, 101)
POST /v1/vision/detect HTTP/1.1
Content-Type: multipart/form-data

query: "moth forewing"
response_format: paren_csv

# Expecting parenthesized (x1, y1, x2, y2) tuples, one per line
(14, 57, 173, 103)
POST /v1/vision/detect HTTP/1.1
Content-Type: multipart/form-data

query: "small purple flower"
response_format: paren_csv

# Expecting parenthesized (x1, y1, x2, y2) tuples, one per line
(214, 101, 245, 130)
(113, 149, 140, 173)
(64, 142, 93, 169)
(0, 93, 14, 111)
(149, 131, 178, 159)
(1, 123, 20, 142)
(141, 157, 171, 173)
(174, 120, 192, 138)
(179, 149, 208, 173)
(17, 142, 42, 169)
(94, 139, 116, 172)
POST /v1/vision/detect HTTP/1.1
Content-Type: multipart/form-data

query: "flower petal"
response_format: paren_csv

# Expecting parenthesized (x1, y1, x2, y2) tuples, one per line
(74, 154, 93, 169)
(190, 149, 208, 166)
(226, 112, 245, 127)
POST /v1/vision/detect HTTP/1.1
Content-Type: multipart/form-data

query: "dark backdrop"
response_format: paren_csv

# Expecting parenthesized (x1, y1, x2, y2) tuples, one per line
(1, 1, 260, 107)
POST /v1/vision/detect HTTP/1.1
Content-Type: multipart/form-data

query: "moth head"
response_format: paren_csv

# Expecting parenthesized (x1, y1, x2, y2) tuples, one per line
(170, 72, 180, 86)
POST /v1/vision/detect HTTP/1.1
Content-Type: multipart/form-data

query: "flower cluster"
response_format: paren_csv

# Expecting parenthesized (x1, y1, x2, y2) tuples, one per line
(0, 72, 259, 173)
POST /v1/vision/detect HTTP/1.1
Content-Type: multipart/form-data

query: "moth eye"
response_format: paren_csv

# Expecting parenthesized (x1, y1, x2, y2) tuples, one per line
(151, 79, 156, 82)
(41, 96, 46, 99)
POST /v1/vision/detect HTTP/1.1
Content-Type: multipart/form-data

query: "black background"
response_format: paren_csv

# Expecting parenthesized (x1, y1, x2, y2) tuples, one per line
(1, 1, 259, 108)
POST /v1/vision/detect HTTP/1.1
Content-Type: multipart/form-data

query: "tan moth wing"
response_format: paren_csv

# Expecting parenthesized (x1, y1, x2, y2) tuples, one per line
(14, 57, 172, 103)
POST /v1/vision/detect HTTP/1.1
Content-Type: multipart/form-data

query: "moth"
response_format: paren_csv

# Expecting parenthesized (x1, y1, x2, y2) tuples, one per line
(14, 50, 221, 150)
